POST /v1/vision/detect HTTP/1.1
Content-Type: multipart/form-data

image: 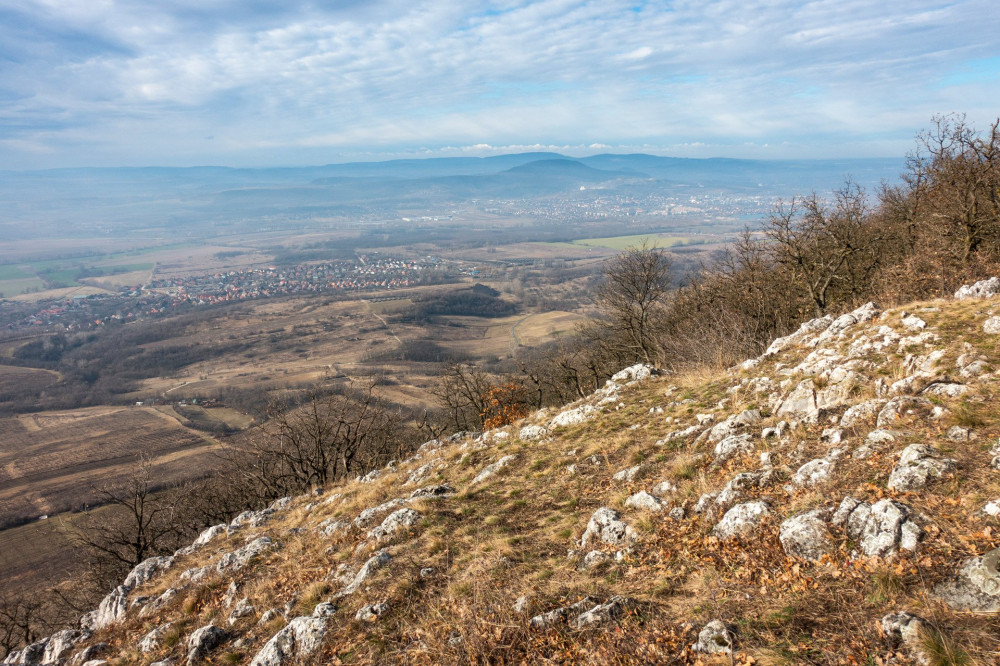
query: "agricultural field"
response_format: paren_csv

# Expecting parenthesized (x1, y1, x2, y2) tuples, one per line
(568, 233, 694, 250)
(0, 365, 60, 403)
(0, 405, 222, 530)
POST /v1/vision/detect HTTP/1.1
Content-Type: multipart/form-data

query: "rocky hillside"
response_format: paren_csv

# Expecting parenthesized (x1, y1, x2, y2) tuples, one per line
(8, 280, 1000, 665)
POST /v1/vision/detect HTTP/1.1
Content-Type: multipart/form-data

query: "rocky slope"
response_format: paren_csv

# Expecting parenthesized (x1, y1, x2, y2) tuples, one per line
(8, 280, 1000, 665)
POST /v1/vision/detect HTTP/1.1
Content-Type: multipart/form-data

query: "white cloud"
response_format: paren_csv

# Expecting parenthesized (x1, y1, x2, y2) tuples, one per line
(0, 0, 998, 167)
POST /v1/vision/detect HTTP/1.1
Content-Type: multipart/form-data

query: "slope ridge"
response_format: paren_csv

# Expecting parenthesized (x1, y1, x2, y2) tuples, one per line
(9, 282, 1000, 665)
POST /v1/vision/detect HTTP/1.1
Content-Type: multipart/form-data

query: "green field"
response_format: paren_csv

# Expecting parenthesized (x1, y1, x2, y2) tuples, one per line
(0, 260, 156, 295)
(0, 265, 34, 280)
(568, 234, 693, 250)
(0, 277, 46, 297)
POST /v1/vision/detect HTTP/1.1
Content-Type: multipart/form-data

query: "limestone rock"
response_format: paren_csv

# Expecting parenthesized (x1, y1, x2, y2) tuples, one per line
(529, 597, 597, 629)
(138, 623, 174, 653)
(354, 499, 410, 528)
(549, 404, 595, 428)
(934, 548, 1000, 612)
(316, 519, 350, 537)
(881, 612, 932, 666)
(518, 425, 548, 441)
(228, 599, 256, 626)
(472, 455, 516, 484)
(337, 549, 391, 597)
(612, 465, 641, 482)
(834, 497, 922, 558)
(580, 508, 636, 548)
(713, 501, 770, 539)
(984, 316, 1000, 334)
(713, 433, 755, 463)
(707, 410, 761, 442)
(692, 620, 735, 654)
(887, 444, 955, 491)
(409, 484, 455, 498)
(124, 556, 175, 589)
(192, 524, 228, 549)
(230, 508, 273, 529)
(40, 630, 84, 664)
(776, 380, 820, 422)
(217, 537, 276, 573)
(249, 606, 330, 666)
(185, 624, 226, 664)
(571, 596, 634, 628)
(355, 603, 389, 622)
(792, 450, 843, 488)
(840, 399, 886, 428)
(954, 277, 1000, 300)
(611, 364, 654, 383)
(624, 491, 663, 512)
(779, 510, 834, 561)
(368, 508, 421, 540)
(580, 550, 611, 569)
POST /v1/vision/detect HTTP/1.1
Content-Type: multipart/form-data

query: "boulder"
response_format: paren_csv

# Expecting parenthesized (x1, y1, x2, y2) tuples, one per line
(409, 484, 455, 498)
(887, 444, 955, 491)
(839, 399, 886, 428)
(776, 380, 820, 422)
(518, 425, 548, 441)
(228, 599, 256, 626)
(984, 316, 1000, 334)
(249, 606, 331, 666)
(881, 612, 932, 665)
(354, 499, 410, 528)
(529, 597, 597, 629)
(571, 596, 634, 628)
(833, 497, 922, 558)
(580, 508, 636, 548)
(713, 501, 770, 539)
(934, 548, 1000, 612)
(355, 603, 389, 622)
(611, 364, 654, 383)
(692, 620, 735, 654)
(123, 556, 175, 589)
(337, 549, 391, 597)
(368, 508, 421, 540)
(792, 450, 843, 488)
(138, 623, 174, 653)
(472, 455, 516, 484)
(624, 491, 663, 512)
(612, 465, 641, 482)
(954, 277, 1000, 300)
(549, 405, 595, 428)
(713, 433, 755, 463)
(707, 410, 761, 442)
(185, 624, 226, 664)
(217, 537, 276, 573)
(779, 510, 834, 561)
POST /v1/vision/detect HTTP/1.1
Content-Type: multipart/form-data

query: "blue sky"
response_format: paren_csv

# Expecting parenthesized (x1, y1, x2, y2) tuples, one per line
(1, 0, 998, 169)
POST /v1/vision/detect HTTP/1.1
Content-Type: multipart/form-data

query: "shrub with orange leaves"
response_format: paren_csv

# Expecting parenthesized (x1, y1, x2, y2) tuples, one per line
(479, 382, 530, 430)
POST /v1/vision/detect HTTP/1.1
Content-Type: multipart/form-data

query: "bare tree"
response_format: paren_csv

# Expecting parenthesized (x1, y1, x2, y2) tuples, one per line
(0, 593, 43, 659)
(72, 458, 186, 591)
(432, 364, 496, 432)
(764, 181, 882, 316)
(589, 243, 672, 365)
(224, 381, 403, 498)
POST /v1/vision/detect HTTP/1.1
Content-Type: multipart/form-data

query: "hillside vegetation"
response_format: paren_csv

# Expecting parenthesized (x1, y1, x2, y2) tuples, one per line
(8, 281, 1000, 664)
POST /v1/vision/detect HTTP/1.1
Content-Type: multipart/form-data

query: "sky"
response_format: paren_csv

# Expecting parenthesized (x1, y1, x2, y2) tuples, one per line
(1, 0, 998, 169)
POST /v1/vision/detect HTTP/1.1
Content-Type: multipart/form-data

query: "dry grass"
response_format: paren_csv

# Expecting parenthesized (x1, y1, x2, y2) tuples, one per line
(31, 295, 1000, 665)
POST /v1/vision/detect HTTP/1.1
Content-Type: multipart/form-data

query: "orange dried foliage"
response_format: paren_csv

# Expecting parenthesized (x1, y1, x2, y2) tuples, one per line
(480, 383, 530, 430)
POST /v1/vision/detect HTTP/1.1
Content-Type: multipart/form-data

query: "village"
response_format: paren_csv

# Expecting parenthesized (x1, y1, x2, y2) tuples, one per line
(1, 255, 454, 333)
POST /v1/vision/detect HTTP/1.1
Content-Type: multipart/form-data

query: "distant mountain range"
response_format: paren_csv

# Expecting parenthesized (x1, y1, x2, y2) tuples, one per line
(0, 153, 905, 240)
